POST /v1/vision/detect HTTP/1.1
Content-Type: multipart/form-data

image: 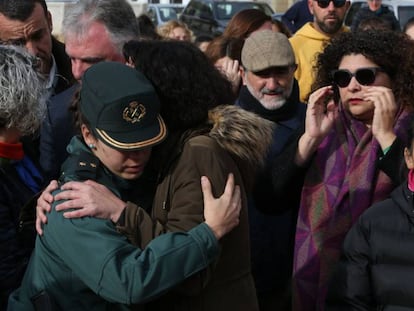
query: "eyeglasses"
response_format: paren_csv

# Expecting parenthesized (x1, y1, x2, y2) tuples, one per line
(314, 0, 347, 8)
(331, 67, 385, 88)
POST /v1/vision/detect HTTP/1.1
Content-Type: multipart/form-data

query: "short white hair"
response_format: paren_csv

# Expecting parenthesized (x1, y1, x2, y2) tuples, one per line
(0, 45, 46, 135)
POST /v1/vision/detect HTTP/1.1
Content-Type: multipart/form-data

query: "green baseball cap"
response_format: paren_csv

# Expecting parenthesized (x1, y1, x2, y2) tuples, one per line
(80, 62, 167, 151)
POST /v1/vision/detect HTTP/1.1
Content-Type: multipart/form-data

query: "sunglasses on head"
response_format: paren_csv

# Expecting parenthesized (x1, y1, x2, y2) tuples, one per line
(314, 0, 346, 8)
(331, 67, 385, 88)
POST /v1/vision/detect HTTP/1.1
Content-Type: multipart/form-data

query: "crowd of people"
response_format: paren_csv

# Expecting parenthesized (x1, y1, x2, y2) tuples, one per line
(2, 0, 414, 310)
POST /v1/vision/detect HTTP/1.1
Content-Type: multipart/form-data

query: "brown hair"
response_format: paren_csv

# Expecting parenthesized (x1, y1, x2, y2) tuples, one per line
(222, 9, 271, 39)
(204, 36, 243, 65)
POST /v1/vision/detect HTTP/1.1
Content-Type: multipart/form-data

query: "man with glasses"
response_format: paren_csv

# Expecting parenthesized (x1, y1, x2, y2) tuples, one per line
(289, 0, 350, 103)
(351, 0, 400, 31)
(236, 30, 306, 311)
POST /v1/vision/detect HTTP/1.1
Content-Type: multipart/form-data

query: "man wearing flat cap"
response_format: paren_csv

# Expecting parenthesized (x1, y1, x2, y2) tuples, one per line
(236, 30, 306, 311)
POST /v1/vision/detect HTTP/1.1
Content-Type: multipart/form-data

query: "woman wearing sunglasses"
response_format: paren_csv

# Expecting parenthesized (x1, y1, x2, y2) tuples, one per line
(270, 30, 414, 310)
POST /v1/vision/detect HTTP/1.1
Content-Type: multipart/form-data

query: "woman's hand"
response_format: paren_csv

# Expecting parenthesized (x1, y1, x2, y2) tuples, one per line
(202, 173, 242, 240)
(364, 86, 397, 150)
(217, 56, 241, 93)
(296, 86, 338, 166)
(55, 180, 126, 223)
(36, 180, 59, 235)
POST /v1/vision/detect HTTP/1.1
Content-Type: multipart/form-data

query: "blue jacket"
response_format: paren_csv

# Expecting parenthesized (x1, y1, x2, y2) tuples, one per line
(281, 0, 313, 34)
(40, 84, 79, 182)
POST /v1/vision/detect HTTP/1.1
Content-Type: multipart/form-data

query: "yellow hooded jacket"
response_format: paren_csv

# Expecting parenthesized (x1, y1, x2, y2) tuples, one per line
(289, 22, 348, 102)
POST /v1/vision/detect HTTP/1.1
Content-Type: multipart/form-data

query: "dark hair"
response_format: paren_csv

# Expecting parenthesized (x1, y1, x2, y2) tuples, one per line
(204, 35, 243, 64)
(271, 19, 292, 38)
(312, 30, 414, 108)
(357, 16, 393, 32)
(68, 85, 83, 135)
(407, 117, 414, 150)
(222, 9, 271, 39)
(0, 0, 47, 21)
(194, 35, 214, 45)
(136, 14, 162, 40)
(123, 40, 235, 131)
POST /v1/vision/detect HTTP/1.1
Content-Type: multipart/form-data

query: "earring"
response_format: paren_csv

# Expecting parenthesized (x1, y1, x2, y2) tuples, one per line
(88, 143, 96, 149)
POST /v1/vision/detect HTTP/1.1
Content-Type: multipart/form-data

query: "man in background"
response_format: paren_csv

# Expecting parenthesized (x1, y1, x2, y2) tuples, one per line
(0, 0, 75, 164)
(351, 0, 400, 31)
(237, 30, 306, 311)
(289, 0, 349, 102)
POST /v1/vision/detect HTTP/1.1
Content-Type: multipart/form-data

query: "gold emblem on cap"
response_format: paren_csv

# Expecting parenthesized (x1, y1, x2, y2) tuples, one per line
(123, 101, 146, 123)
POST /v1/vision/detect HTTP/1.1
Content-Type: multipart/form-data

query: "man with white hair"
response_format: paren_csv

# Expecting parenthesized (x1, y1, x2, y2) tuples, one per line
(237, 30, 306, 311)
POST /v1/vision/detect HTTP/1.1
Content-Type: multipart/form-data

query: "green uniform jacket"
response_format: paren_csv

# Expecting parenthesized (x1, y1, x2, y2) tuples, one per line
(8, 137, 219, 310)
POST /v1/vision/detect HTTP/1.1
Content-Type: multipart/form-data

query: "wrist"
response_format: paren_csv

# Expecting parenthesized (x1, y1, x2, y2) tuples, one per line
(204, 221, 223, 240)
(296, 133, 322, 166)
(111, 201, 127, 223)
(376, 132, 396, 152)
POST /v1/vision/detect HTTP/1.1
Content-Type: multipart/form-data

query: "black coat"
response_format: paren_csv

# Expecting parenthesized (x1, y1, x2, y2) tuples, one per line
(326, 182, 414, 310)
(22, 37, 75, 172)
(235, 81, 306, 308)
(351, 5, 401, 31)
(39, 84, 79, 181)
(0, 161, 40, 311)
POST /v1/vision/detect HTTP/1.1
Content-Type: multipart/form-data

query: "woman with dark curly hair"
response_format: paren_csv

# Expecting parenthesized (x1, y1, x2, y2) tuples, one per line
(269, 30, 414, 311)
(121, 41, 272, 311)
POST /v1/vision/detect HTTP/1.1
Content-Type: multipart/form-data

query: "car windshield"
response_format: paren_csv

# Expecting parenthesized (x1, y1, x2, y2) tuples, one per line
(159, 6, 183, 22)
(214, 2, 273, 20)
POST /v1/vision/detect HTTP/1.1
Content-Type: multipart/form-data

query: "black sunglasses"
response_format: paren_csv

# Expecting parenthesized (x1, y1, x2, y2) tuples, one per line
(331, 67, 385, 88)
(314, 0, 346, 8)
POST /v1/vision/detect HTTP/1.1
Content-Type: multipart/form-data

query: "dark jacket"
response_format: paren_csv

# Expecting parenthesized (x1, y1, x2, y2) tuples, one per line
(281, 0, 313, 34)
(236, 81, 306, 307)
(22, 37, 75, 173)
(326, 181, 414, 310)
(39, 84, 79, 181)
(121, 105, 275, 311)
(0, 157, 44, 311)
(8, 137, 222, 311)
(351, 5, 401, 31)
(51, 37, 76, 95)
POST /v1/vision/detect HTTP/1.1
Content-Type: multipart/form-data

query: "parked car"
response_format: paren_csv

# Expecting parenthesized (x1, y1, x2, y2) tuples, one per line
(147, 4, 185, 26)
(345, 0, 414, 29)
(180, 0, 274, 37)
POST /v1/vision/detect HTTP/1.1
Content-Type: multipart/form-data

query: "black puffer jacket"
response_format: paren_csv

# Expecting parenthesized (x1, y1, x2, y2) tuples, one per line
(326, 181, 414, 310)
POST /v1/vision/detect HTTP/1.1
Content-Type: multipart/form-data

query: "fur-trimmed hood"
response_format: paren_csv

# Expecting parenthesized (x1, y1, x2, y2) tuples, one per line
(208, 105, 275, 169)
